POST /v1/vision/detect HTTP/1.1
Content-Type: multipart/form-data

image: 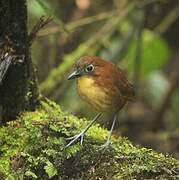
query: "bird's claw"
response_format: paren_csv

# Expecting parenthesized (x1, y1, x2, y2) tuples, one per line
(100, 141, 110, 152)
(66, 135, 78, 140)
(65, 132, 85, 148)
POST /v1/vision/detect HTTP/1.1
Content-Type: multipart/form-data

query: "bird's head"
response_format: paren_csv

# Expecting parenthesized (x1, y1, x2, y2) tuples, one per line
(68, 56, 105, 80)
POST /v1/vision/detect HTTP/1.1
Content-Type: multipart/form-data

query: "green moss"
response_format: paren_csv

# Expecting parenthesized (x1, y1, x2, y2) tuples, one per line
(0, 99, 178, 179)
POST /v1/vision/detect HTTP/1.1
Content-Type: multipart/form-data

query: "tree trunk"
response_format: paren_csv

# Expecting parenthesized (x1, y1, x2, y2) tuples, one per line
(0, 0, 39, 123)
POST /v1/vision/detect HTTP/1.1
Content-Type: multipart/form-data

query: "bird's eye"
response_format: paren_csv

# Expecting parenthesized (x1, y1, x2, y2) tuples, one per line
(85, 64, 94, 72)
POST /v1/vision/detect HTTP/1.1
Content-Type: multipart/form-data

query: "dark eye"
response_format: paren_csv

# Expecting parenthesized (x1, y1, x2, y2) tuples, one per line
(85, 64, 94, 72)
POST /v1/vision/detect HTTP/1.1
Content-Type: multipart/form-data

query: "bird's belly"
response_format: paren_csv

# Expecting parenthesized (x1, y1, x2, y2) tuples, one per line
(77, 76, 116, 112)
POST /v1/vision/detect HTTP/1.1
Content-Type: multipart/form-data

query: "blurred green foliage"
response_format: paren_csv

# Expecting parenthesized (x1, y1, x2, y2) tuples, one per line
(125, 30, 170, 76)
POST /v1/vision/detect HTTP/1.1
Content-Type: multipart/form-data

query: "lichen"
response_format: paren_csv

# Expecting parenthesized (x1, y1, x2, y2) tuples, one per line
(0, 99, 178, 179)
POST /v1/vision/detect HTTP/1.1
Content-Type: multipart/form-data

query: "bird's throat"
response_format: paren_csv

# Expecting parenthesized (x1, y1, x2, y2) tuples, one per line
(77, 76, 110, 111)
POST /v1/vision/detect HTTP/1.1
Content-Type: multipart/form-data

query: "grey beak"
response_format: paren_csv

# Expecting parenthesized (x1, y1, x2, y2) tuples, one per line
(68, 70, 82, 80)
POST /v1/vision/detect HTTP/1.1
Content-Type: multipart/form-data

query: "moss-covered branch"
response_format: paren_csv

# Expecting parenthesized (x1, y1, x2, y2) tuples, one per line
(0, 99, 178, 179)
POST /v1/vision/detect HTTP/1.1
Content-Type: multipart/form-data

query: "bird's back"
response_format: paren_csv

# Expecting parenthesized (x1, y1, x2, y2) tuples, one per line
(93, 58, 135, 101)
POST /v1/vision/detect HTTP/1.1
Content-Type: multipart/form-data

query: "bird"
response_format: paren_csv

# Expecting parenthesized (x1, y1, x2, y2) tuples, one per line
(66, 56, 135, 149)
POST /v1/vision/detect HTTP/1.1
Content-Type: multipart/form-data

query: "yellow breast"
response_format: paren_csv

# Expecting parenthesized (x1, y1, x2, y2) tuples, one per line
(77, 76, 112, 111)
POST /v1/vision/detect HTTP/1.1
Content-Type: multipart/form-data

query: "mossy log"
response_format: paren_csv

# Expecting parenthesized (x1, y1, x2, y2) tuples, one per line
(0, 99, 178, 179)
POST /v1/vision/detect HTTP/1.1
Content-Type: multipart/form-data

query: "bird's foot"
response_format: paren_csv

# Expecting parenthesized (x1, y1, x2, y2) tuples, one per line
(100, 140, 110, 151)
(65, 132, 85, 148)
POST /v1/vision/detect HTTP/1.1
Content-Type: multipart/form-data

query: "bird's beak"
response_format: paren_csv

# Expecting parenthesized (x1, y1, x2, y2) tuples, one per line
(68, 69, 82, 80)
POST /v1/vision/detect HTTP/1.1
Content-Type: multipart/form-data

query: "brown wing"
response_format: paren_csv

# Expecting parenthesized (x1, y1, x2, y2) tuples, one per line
(90, 56, 135, 101)
(114, 66, 135, 101)
(96, 62, 135, 101)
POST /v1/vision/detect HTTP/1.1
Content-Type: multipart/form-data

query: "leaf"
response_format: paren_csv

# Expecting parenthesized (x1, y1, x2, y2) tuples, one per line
(28, 0, 45, 17)
(35, 0, 67, 33)
(25, 170, 38, 179)
(44, 161, 58, 178)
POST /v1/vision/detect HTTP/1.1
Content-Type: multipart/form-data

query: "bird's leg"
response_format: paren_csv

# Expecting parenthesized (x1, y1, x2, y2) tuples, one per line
(65, 113, 102, 148)
(100, 113, 118, 150)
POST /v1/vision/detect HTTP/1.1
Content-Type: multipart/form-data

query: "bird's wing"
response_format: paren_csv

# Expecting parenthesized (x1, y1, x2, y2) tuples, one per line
(100, 64, 135, 101)
(115, 67, 135, 101)
(95, 62, 135, 101)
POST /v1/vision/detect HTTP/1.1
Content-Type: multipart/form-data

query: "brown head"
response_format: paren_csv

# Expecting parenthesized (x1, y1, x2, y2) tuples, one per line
(68, 56, 135, 112)
(68, 56, 107, 80)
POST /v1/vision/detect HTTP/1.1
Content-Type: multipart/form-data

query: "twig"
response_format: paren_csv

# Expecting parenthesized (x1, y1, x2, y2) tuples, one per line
(110, 27, 135, 64)
(133, 10, 144, 92)
(38, 1, 137, 38)
(110, 9, 144, 64)
(67, 11, 115, 31)
(38, 11, 116, 36)
(87, 1, 138, 47)
(28, 16, 53, 46)
(155, 4, 179, 34)
(36, 0, 68, 34)
(138, 0, 168, 8)
(37, 0, 168, 37)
